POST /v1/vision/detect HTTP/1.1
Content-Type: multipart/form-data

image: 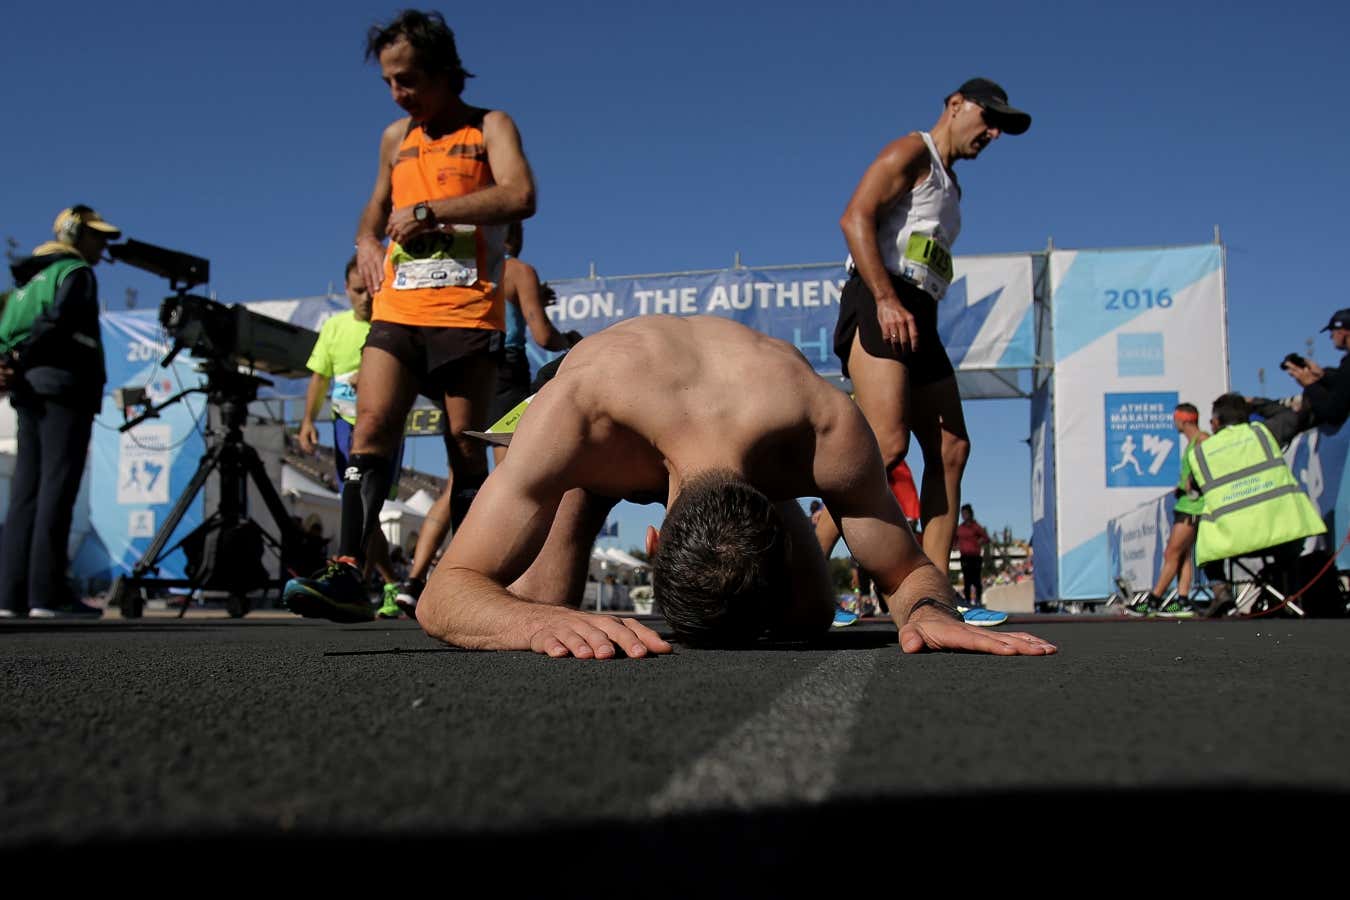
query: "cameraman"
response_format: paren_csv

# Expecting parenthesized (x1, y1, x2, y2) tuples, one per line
(1247, 310, 1350, 447)
(0, 206, 119, 619)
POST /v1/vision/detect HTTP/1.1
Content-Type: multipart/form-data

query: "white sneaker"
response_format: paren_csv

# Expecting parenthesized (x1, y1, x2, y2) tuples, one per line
(0, 608, 20, 619)
(29, 603, 102, 619)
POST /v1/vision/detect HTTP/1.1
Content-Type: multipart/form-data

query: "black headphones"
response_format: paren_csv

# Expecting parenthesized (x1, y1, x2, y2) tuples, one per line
(59, 204, 97, 243)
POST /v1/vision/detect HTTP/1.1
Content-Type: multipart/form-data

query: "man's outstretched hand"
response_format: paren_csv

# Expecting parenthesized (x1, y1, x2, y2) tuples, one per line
(528, 609, 673, 660)
(899, 606, 1058, 655)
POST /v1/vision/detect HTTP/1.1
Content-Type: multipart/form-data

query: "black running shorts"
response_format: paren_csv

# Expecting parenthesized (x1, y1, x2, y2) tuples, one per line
(365, 321, 502, 399)
(833, 271, 955, 388)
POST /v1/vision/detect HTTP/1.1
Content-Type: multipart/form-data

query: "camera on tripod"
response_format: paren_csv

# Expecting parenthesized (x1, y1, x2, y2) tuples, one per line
(104, 238, 323, 618)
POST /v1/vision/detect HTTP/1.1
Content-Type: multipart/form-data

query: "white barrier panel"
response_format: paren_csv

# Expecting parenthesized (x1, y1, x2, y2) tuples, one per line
(1107, 493, 1172, 594)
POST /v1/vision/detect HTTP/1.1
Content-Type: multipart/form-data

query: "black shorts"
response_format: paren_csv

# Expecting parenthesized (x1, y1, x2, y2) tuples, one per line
(1173, 510, 1201, 527)
(488, 348, 531, 423)
(833, 272, 955, 387)
(365, 321, 502, 399)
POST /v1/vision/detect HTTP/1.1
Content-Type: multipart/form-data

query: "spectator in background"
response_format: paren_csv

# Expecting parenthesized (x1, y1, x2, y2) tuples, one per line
(0, 206, 120, 619)
(954, 504, 991, 607)
(1285, 309, 1350, 427)
(1249, 308, 1350, 447)
(298, 256, 403, 618)
(1191, 393, 1327, 618)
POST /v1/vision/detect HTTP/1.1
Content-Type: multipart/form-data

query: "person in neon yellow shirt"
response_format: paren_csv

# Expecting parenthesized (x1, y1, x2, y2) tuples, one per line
(298, 257, 403, 618)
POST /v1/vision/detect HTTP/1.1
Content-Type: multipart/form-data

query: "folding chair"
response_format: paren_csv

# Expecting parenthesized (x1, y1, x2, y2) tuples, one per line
(1211, 541, 1305, 618)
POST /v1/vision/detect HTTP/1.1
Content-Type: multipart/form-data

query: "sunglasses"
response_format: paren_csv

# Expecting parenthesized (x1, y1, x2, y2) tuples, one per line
(966, 99, 1003, 130)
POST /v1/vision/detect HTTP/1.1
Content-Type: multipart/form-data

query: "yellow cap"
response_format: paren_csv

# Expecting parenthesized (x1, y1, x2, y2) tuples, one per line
(53, 205, 122, 241)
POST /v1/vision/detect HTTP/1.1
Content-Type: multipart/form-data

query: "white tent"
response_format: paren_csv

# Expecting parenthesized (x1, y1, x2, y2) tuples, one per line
(598, 546, 649, 570)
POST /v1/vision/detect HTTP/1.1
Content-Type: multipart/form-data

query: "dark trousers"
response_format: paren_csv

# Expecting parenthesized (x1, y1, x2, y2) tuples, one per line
(0, 396, 94, 612)
(960, 554, 983, 605)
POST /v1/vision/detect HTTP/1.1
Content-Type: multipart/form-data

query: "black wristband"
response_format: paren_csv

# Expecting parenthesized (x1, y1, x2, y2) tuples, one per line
(909, 597, 964, 622)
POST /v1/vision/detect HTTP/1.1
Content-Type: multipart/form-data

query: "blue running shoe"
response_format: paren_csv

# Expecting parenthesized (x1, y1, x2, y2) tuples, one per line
(959, 606, 1008, 627)
(833, 607, 860, 628)
(284, 559, 374, 623)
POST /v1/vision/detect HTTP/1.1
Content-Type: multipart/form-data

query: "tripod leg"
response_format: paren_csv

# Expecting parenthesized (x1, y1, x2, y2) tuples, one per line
(241, 445, 309, 580)
(242, 448, 296, 536)
(130, 444, 224, 577)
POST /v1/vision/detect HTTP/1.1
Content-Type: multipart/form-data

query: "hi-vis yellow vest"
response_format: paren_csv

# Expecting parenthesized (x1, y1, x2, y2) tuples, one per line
(1191, 421, 1326, 565)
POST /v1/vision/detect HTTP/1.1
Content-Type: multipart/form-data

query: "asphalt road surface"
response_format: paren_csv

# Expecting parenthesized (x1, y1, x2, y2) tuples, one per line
(4, 613, 1347, 883)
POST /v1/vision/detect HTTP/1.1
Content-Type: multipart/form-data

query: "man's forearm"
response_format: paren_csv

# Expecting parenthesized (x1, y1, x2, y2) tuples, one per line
(302, 374, 329, 425)
(419, 565, 557, 650)
(429, 183, 535, 227)
(842, 215, 896, 305)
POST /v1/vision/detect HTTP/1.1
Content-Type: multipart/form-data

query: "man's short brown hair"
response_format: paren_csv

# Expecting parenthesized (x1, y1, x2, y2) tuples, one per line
(653, 471, 789, 648)
(365, 10, 473, 95)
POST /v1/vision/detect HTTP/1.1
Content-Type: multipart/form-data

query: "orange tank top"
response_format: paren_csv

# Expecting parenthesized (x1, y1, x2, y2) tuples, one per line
(376, 114, 506, 329)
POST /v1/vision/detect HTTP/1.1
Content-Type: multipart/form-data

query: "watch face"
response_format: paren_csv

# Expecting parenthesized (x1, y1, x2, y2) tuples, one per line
(414, 204, 429, 222)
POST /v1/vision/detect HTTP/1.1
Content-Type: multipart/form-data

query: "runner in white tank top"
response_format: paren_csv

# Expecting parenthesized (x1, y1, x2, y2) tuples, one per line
(816, 78, 1031, 588)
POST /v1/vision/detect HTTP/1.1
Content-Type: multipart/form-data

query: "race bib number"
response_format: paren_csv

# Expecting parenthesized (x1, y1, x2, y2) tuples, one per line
(900, 232, 954, 300)
(463, 395, 533, 447)
(391, 227, 478, 290)
(330, 371, 358, 421)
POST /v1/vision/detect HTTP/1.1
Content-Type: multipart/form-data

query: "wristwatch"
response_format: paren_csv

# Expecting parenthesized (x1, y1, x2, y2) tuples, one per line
(910, 597, 964, 622)
(413, 202, 433, 224)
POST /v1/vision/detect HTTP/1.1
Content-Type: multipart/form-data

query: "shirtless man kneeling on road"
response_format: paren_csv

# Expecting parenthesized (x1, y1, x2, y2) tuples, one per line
(416, 315, 1058, 660)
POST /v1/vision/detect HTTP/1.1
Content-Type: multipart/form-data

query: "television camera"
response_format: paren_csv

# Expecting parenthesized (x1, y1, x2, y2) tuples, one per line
(108, 239, 314, 378)
(104, 239, 323, 618)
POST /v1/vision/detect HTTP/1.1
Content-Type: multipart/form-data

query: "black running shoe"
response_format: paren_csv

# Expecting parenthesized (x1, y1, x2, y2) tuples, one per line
(284, 559, 374, 623)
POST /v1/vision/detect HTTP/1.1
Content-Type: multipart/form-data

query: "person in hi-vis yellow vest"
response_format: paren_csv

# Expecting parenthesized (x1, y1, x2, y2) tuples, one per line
(1191, 393, 1326, 618)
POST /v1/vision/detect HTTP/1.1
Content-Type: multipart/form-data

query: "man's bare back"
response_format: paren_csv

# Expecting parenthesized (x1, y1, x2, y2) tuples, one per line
(524, 315, 855, 504)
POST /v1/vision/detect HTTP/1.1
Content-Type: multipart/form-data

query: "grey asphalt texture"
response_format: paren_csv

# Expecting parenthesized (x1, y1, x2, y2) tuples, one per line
(3, 613, 1348, 882)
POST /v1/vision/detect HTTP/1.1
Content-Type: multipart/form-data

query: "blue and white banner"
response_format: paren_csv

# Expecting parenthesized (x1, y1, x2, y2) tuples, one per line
(1049, 244, 1228, 599)
(539, 255, 1035, 397)
(1103, 392, 1179, 488)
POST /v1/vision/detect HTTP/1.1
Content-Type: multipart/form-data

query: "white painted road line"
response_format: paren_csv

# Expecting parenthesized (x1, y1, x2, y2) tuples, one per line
(649, 650, 880, 815)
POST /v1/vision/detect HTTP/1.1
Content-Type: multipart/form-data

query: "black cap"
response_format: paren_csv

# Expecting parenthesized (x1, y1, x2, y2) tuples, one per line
(1322, 308, 1350, 331)
(953, 78, 1031, 135)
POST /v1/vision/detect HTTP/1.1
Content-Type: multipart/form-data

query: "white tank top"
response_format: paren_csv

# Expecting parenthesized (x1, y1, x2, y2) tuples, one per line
(846, 131, 962, 300)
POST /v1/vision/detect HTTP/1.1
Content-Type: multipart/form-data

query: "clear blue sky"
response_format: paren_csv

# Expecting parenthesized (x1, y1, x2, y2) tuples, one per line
(4, 0, 1347, 552)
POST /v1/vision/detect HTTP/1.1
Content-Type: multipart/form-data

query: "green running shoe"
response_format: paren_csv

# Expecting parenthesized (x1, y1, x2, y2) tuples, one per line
(377, 582, 402, 619)
(1155, 598, 1197, 619)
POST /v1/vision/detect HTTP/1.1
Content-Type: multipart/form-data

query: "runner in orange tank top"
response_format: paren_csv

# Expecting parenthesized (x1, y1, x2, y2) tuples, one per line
(284, 10, 537, 623)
